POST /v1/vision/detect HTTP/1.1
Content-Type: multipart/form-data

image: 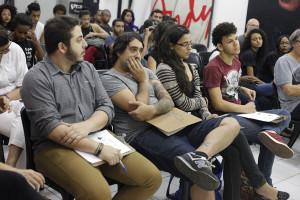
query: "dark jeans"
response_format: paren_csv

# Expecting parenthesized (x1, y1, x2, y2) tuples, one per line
(0, 170, 43, 200)
(131, 117, 266, 199)
(239, 81, 274, 111)
(226, 109, 291, 186)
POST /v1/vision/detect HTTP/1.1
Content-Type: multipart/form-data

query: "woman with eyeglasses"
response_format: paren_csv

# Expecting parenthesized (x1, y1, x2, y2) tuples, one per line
(156, 25, 290, 200)
(0, 29, 27, 168)
(261, 35, 291, 83)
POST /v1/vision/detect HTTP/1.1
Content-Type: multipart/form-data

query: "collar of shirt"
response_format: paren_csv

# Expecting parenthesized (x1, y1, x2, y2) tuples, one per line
(44, 55, 81, 76)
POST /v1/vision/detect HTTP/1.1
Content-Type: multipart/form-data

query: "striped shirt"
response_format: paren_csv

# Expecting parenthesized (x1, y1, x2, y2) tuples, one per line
(156, 63, 211, 119)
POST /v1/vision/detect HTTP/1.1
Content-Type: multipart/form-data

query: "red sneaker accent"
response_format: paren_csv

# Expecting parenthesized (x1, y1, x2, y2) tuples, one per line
(259, 130, 294, 159)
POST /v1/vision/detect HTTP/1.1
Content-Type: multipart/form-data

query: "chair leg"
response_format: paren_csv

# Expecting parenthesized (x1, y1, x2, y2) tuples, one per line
(288, 123, 300, 148)
(180, 180, 190, 200)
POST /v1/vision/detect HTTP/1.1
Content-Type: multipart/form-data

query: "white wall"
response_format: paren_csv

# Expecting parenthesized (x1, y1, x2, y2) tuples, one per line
(9, 0, 249, 49)
(208, 0, 249, 50)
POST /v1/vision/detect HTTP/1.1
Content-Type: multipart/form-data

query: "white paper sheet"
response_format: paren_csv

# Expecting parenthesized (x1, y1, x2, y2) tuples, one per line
(238, 112, 281, 122)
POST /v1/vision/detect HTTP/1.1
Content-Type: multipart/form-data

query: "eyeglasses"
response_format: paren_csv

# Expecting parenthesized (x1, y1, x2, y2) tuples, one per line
(280, 42, 290, 45)
(296, 40, 300, 43)
(176, 42, 193, 48)
(0, 40, 11, 55)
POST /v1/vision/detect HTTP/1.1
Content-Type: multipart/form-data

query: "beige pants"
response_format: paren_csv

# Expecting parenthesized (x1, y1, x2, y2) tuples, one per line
(35, 144, 162, 200)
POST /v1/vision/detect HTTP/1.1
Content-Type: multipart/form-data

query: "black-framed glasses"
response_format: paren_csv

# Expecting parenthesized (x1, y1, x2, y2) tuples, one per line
(0, 40, 11, 55)
(176, 42, 193, 48)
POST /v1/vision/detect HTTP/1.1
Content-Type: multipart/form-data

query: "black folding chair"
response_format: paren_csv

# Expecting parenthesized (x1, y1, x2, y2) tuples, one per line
(272, 82, 300, 147)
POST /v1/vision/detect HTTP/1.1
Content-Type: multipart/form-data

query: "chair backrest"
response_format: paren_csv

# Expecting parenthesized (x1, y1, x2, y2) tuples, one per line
(271, 82, 281, 109)
(20, 108, 74, 200)
(199, 51, 213, 67)
(192, 44, 207, 53)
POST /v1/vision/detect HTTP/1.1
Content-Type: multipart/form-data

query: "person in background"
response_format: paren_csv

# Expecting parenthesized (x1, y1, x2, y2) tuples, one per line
(140, 18, 158, 67)
(121, 9, 138, 32)
(20, 16, 161, 200)
(262, 35, 290, 83)
(274, 29, 300, 121)
(26, 2, 44, 42)
(0, 29, 27, 168)
(99, 9, 112, 35)
(10, 13, 45, 69)
(79, 9, 109, 66)
(0, 4, 17, 34)
(239, 28, 274, 110)
(0, 96, 45, 200)
(156, 24, 290, 200)
(93, 10, 102, 26)
(203, 22, 294, 188)
(105, 18, 124, 52)
(139, 9, 162, 33)
(238, 18, 259, 49)
(147, 20, 175, 72)
(53, 4, 66, 16)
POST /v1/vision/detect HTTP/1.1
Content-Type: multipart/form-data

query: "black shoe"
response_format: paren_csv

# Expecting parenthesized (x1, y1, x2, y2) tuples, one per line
(277, 191, 290, 200)
(174, 152, 220, 191)
(254, 190, 290, 200)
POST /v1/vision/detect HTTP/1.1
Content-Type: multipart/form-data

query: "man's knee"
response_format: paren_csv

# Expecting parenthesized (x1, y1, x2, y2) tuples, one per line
(220, 117, 240, 131)
(139, 165, 162, 193)
(80, 182, 111, 200)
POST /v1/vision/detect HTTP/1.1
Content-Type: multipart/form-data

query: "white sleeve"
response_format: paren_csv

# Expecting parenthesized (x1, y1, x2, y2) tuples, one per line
(14, 44, 28, 87)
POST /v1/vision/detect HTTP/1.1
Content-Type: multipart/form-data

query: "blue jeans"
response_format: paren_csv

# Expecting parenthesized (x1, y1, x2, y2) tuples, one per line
(239, 82, 274, 111)
(130, 117, 224, 179)
(227, 109, 291, 185)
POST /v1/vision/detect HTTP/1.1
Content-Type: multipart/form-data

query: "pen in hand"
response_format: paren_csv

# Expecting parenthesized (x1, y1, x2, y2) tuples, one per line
(119, 160, 128, 173)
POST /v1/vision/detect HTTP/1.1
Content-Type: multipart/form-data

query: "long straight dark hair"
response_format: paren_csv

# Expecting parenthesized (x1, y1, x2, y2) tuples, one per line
(158, 25, 191, 95)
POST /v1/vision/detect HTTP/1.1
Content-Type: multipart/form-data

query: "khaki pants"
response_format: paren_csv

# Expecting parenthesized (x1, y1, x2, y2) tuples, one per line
(35, 144, 161, 200)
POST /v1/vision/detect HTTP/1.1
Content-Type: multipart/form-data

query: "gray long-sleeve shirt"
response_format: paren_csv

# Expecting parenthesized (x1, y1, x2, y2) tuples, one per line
(20, 55, 114, 155)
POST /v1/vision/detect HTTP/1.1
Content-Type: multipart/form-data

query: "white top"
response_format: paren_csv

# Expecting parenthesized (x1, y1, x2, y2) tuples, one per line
(0, 42, 28, 95)
(34, 21, 44, 42)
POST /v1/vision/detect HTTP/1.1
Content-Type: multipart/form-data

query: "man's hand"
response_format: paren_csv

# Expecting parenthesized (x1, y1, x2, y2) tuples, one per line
(60, 121, 90, 145)
(127, 57, 148, 83)
(243, 102, 256, 113)
(128, 101, 156, 121)
(99, 145, 122, 165)
(16, 169, 45, 191)
(144, 27, 152, 38)
(206, 114, 219, 119)
(0, 96, 11, 113)
(240, 87, 256, 101)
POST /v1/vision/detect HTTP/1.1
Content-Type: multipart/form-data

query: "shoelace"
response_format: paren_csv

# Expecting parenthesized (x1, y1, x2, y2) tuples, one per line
(193, 156, 216, 170)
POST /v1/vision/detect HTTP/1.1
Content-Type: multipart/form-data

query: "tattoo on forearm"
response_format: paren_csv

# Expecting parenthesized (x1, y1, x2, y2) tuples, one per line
(153, 82, 174, 113)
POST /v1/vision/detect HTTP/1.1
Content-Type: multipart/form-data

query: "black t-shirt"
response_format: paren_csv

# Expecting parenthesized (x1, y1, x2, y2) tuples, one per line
(100, 25, 112, 35)
(81, 26, 93, 38)
(239, 48, 260, 77)
(261, 51, 278, 83)
(14, 39, 36, 69)
(148, 49, 160, 65)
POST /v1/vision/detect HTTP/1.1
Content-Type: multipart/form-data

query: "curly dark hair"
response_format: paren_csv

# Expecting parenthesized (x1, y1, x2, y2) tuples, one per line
(26, 2, 40, 15)
(241, 28, 268, 64)
(0, 4, 17, 30)
(212, 22, 237, 47)
(158, 25, 192, 95)
(53, 4, 66, 15)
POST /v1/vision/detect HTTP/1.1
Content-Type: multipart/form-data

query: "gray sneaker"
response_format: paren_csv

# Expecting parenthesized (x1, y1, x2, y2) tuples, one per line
(174, 152, 220, 191)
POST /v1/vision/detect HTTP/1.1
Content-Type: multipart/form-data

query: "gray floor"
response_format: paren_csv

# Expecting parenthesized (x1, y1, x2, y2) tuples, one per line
(4, 137, 300, 199)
